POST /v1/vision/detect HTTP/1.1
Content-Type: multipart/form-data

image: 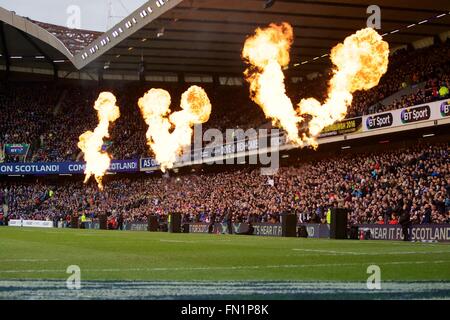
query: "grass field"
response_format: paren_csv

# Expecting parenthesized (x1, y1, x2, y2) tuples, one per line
(1, 227, 450, 299)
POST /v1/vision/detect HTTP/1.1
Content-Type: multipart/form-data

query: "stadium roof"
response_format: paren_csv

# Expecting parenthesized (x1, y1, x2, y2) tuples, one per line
(1, 0, 450, 79)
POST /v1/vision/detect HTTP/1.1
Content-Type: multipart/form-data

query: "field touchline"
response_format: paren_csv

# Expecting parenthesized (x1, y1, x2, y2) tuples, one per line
(2, 260, 449, 274)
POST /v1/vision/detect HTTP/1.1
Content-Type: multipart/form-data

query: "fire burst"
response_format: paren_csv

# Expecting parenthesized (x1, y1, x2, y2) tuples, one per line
(78, 92, 120, 190)
(242, 23, 389, 147)
(138, 85, 212, 172)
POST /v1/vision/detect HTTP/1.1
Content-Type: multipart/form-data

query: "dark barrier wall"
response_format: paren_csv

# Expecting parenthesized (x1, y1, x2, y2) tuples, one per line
(99, 214, 107, 230)
(70, 215, 79, 229)
(168, 213, 181, 233)
(330, 208, 348, 239)
(281, 214, 297, 237)
(147, 215, 158, 231)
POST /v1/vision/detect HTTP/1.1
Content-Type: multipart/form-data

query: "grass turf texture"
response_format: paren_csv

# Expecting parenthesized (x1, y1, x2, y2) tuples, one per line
(1, 227, 449, 282)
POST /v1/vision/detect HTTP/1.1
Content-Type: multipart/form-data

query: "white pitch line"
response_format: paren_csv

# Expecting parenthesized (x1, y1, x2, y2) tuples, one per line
(159, 239, 233, 244)
(159, 239, 198, 243)
(1, 260, 448, 274)
(0, 259, 58, 262)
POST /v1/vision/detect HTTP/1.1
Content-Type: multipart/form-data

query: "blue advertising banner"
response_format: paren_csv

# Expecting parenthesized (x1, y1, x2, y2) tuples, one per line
(0, 159, 139, 175)
(357, 224, 450, 242)
(298, 223, 330, 238)
(140, 158, 159, 169)
(4, 144, 29, 156)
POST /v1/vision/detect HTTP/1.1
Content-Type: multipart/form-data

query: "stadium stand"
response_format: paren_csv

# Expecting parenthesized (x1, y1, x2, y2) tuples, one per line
(1, 39, 449, 163)
(1, 140, 448, 226)
(0, 8, 449, 231)
(31, 19, 101, 55)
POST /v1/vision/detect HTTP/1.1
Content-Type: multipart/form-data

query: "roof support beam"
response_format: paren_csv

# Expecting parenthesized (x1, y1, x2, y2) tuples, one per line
(74, 0, 185, 69)
(0, 22, 10, 77)
(17, 29, 58, 79)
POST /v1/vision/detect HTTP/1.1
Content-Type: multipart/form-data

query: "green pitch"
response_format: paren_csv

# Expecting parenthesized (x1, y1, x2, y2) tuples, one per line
(1, 227, 449, 299)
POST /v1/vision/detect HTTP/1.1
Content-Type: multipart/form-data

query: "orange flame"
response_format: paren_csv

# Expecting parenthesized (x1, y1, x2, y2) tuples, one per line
(138, 85, 212, 171)
(243, 23, 389, 147)
(298, 27, 389, 145)
(242, 23, 305, 145)
(77, 92, 120, 190)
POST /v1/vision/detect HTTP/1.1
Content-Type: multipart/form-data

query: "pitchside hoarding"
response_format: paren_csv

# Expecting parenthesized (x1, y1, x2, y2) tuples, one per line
(8, 219, 53, 228)
(83, 221, 148, 231)
(358, 224, 450, 242)
(298, 223, 331, 238)
(7, 218, 449, 241)
(186, 222, 450, 241)
(305, 223, 450, 242)
(188, 222, 283, 236)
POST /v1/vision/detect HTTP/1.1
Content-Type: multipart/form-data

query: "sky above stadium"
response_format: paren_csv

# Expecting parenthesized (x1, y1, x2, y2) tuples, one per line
(0, 0, 147, 31)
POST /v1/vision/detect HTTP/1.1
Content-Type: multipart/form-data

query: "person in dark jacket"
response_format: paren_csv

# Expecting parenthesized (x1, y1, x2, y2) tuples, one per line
(422, 205, 432, 224)
(223, 209, 233, 234)
(399, 206, 412, 241)
(208, 212, 216, 234)
(117, 212, 124, 230)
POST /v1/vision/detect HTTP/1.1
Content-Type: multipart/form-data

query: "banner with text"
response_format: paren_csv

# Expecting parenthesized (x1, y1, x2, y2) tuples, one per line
(362, 99, 450, 132)
(357, 224, 450, 242)
(8, 219, 53, 228)
(0, 159, 139, 175)
(319, 117, 363, 138)
(4, 144, 29, 156)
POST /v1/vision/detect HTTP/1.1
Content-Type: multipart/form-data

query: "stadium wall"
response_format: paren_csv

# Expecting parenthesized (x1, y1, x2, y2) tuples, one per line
(30, 221, 449, 242)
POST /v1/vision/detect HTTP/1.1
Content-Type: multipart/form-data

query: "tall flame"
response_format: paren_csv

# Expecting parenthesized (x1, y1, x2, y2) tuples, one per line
(242, 22, 305, 145)
(138, 85, 212, 172)
(298, 27, 389, 144)
(77, 92, 120, 190)
(242, 23, 389, 147)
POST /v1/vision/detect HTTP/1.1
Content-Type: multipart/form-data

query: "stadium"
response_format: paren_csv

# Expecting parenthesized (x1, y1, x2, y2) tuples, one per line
(0, 0, 449, 301)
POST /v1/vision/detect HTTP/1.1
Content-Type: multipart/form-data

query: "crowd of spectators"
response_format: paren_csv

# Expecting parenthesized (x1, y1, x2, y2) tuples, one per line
(347, 41, 450, 117)
(289, 40, 450, 118)
(1, 141, 448, 227)
(1, 40, 449, 163)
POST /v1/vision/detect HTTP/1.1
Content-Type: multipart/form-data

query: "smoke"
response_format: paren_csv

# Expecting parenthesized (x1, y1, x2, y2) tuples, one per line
(243, 23, 389, 147)
(77, 92, 120, 190)
(138, 85, 212, 172)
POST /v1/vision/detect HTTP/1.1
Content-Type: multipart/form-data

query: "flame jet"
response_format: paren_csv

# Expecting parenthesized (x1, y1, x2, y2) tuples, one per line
(298, 27, 389, 145)
(138, 85, 212, 172)
(78, 92, 120, 190)
(242, 23, 305, 145)
(242, 23, 389, 147)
